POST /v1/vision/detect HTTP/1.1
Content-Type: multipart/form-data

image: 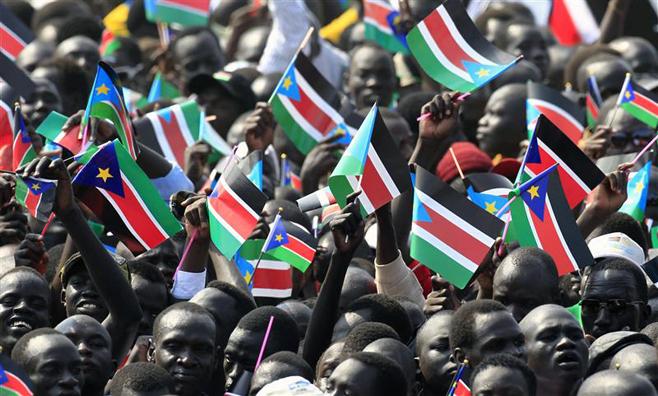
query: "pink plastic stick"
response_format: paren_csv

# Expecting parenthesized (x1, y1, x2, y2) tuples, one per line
(173, 229, 198, 279)
(255, 316, 275, 369)
(630, 133, 658, 165)
(40, 212, 55, 238)
(416, 92, 472, 121)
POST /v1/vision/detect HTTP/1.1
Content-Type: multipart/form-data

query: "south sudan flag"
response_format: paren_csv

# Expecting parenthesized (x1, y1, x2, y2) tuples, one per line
(15, 177, 57, 222)
(363, 0, 408, 54)
(617, 75, 658, 129)
(144, 0, 210, 27)
(527, 82, 585, 143)
(11, 106, 36, 171)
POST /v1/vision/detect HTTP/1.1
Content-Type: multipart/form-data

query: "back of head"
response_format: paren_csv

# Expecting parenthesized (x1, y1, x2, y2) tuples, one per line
(471, 353, 536, 396)
(347, 294, 412, 343)
(263, 200, 312, 233)
(110, 362, 174, 395)
(206, 280, 257, 316)
(495, 247, 559, 298)
(237, 306, 300, 354)
(349, 352, 407, 396)
(342, 322, 399, 354)
(55, 15, 103, 43)
(450, 300, 508, 351)
(577, 370, 657, 396)
(128, 260, 167, 285)
(363, 338, 415, 390)
(260, 351, 313, 381)
(589, 212, 648, 256)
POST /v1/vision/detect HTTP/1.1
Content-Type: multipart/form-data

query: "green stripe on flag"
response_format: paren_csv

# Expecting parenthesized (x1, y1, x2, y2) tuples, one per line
(364, 24, 408, 54)
(509, 197, 540, 249)
(271, 95, 319, 155)
(209, 212, 243, 259)
(155, 4, 207, 26)
(36, 111, 68, 141)
(621, 102, 658, 128)
(91, 102, 132, 153)
(14, 178, 28, 207)
(269, 245, 311, 272)
(410, 233, 473, 288)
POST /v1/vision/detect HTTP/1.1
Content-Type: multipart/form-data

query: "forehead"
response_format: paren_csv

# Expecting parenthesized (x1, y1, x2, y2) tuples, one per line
(351, 47, 393, 69)
(583, 269, 639, 299)
(418, 315, 452, 343)
(158, 310, 215, 338)
(0, 271, 48, 295)
(507, 24, 542, 42)
(523, 309, 579, 336)
(473, 311, 519, 339)
(28, 335, 79, 361)
(473, 366, 527, 393)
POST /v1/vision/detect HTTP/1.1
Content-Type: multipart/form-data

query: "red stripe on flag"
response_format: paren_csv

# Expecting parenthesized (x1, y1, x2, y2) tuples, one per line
(364, 1, 392, 25)
(454, 380, 471, 396)
(0, 25, 26, 60)
(527, 147, 587, 208)
(157, 112, 187, 166)
(162, 0, 208, 12)
(58, 126, 83, 154)
(12, 134, 30, 169)
(586, 96, 599, 120)
(529, 199, 576, 275)
(533, 103, 582, 143)
(252, 266, 292, 289)
(288, 77, 338, 137)
(424, 9, 476, 72)
(24, 190, 40, 217)
(360, 153, 394, 210)
(634, 92, 658, 116)
(286, 234, 316, 262)
(549, 0, 581, 45)
(3, 371, 34, 395)
(416, 202, 491, 265)
(209, 182, 259, 239)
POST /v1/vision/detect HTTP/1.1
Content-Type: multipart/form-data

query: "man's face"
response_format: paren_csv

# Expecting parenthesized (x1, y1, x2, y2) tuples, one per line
(64, 270, 109, 322)
(190, 288, 241, 349)
(154, 310, 216, 396)
(477, 87, 525, 158)
(471, 366, 529, 396)
(131, 275, 168, 336)
(24, 334, 83, 396)
(315, 342, 344, 392)
(224, 327, 263, 390)
(606, 112, 652, 155)
(465, 311, 527, 366)
(22, 78, 63, 127)
(581, 269, 648, 338)
(493, 265, 555, 322)
(172, 32, 224, 89)
(417, 314, 456, 394)
(55, 37, 100, 78)
(521, 307, 588, 385)
(505, 25, 549, 79)
(56, 316, 114, 392)
(325, 359, 383, 396)
(17, 42, 54, 73)
(0, 272, 49, 353)
(345, 47, 396, 109)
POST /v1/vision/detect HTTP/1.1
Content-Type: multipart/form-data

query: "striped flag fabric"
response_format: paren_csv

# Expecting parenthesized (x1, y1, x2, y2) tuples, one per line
(509, 167, 593, 275)
(297, 186, 336, 212)
(548, 0, 599, 46)
(363, 0, 408, 54)
(136, 100, 203, 167)
(72, 140, 183, 252)
(147, 72, 181, 103)
(465, 172, 512, 216)
(82, 62, 137, 159)
(262, 215, 316, 272)
(0, 83, 16, 170)
(620, 161, 651, 221)
(15, 176, 57, 222)
(270, 52, 352, 155)
(523, 115, 605, 209)
(617, 76, 658, 128)
(99, 29, 120, 57)
(207, 165, 267, 260)
(406, 0, 518, 92)
(237, 150, 263, 191)
(528, 82, 585, 143)
(280, 154, 301, 191)
(144, 0, 210, 27)
(12, 106, 37, 171)
(35, 111, 83, 154)
(0, 354, 35, 396)
(0, 52, 36, 99)
(0, 3, 34, 62)
(410, 166, 504, 289)
(641, 256, 658, 287)
(447, 361, 471, 396)
(235, 239, 293, 299)
(585, 76, 603, 129)
(328, 104, 411, 216)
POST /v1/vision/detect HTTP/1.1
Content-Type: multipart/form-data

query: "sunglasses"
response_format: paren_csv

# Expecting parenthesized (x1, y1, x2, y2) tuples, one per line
(610, 128, 655, 148)
(581, 299, 643, 315)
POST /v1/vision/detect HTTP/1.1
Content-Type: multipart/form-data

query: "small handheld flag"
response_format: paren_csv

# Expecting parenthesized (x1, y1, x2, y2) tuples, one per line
(447, 360, 471, 396)
(234, 239, 294, 298)
(406, 0, 519, 91)
(0, 2, 34, 61)
(0, 52, 36, 99)
(36, 111, 83, 154)
(465, 172, 512, 216)
(147, 72, 181, 103)
(585, 76, 603, 129)
(620, 161, 651, 221)
(263, 213, 288, 252)
(363, 0, 408, 54)
(11, 105, 37, 170)
(527, 82, 585, 143)
(0, 353, 35, 395)
(15, 176, 57, 222)
(617, 75, 658, 128)
(297, 186, 336, 212)
(144, 0, 210, 27)
(237, 150, 264, 191)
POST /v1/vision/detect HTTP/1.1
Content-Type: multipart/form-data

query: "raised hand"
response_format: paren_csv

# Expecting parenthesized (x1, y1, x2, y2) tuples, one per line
(17, 157, 76, 214)
(14, 233, 48, 273)
(578, 125, 611, 160)
(423, 276, 461, 317)
(418, 92, 462, 143)
(330, 191, 364, 255)
(300, 133, 343, 194)
(181, 194, 210, 239)
(587, 168, 628, 217)
(244, 102, 275, 152)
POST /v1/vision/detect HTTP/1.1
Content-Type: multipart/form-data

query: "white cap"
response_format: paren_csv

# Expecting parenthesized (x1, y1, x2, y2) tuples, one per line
(256, 376, 323, 396)
(588, 232, 646, 267)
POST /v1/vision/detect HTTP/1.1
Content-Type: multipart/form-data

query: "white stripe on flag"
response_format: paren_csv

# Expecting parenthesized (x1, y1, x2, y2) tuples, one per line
(277, 95, 324, 142)
(172, 105, 196, 146)
(364, 16, 394, 35)
(122, 172, 169, 239)
(145, 113, 178, 164)
(528, 99, 583, 132)
(158, 0, 207, 16)
(367, 143, 401, 199)
(523, 202, 542, 250)
(252, 287, 293, 298)
(563, 0, 600, 43)
(483, 187, 511, 197)
(412, 223, 479, 273)
(544, 195, 578, 272)
(437, 6, 496, 66)
(208, 198, 245, 243)
(416, 21, 472, 83)
(415, 189, 496, 246)
(348, 175, 375, 214)
(97, 186, 149, 250)
(221, 177, 260, 219)
(294, 68, 345, 126)
(537, 140, 591, 194)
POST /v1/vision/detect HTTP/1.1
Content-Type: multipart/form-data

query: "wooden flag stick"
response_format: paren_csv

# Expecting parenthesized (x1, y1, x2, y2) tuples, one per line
(255, 315, 275, 369)
(449, 147, 465, 180)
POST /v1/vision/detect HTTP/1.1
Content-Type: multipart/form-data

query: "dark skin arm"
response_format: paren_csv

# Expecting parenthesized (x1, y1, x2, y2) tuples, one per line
(597, 0, 631, 44)
(179, 194, 211, 274)
(18, 157, 142, 362)
(303, 192, 364, 369)
(375, 202, 398, 265)
(577, 168, 628, 238)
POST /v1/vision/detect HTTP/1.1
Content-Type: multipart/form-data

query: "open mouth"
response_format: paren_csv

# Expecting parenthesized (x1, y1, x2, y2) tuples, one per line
(8, 317, 34, 332)
(555, 352, 581, 370)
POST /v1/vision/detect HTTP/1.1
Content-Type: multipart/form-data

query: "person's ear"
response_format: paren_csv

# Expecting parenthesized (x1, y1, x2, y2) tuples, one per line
(60, 289, 66, 305)
(147, 342, 156, 363)
(451, 348, 465, 364)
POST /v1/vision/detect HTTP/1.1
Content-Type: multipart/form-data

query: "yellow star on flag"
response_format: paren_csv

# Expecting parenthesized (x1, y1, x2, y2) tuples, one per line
(476, 68, 490, 78)
(527, 185, 540, 200)
(625, 91, 631, 99)
(244, 271, 252, 284)
(275, 234, 283, 242)
(96, 84, 110, 96)
(96, 167, 113, 182)
(484, 201, 498, 214)
(31, 183, 40, 191)
(282, 76, 293, 90)
(634, 181, 644, 194)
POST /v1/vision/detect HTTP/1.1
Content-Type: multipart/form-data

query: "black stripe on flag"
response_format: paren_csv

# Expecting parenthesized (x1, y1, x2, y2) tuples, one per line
(441, 0, 517, 65)
(134, 117, 166, 159)
(641, 256, 658, 286)
(0, 3, 34, 45)
(283, 220, 317, 247)
(294, 52, 342, 111)
(223, 165, 268, 215)
(528, 82, 585, 125)
(631, 80, 658, 104)
(237, 150, 263, 178)
(415, 166, 504, 238)
(464, 172, 513, 192)
(1, 82, 18, 108)
(536, 115, 605, 190)
(0, 51, 35, 98)
(371, 110, 413, 195)
(546, 171, 594, 270)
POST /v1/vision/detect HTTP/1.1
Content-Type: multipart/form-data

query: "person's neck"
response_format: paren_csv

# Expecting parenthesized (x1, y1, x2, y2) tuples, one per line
(537, 377, 577, 396)
(83, 383, 105, 396)
(419, 384, 446, 396)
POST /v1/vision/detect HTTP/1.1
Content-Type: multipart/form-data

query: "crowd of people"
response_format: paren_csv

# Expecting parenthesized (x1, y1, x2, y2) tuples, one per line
(1, 0, 658, 395)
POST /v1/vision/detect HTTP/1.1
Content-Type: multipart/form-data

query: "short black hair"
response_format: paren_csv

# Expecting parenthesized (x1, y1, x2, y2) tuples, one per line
(591, 212, 648, 256)
(31, 0, 91, 32)
(396, 91, 435, 136)
(347, 294, 412, 343)
(450, 300, 508, 351)
(170, 26, 222, 57)
(342, 322, 400, 354)
(127, 260, 167, 284)
(588, 258, 649, 302)
(237, 306, 299, 354)
(498, 247, 559, 297)
(153, 302, 216, 343)
(260, 351, 313, 381)
(471, 353, 536, 396)
(55, 15, 103, 43)
(206, 280, 256, 316)
(12, 328, 65, 366)
(110, 362, 174, 395)
(347, 352, 407, 395)
(3, 0, 33, 27)
(36, 56, 91, 115)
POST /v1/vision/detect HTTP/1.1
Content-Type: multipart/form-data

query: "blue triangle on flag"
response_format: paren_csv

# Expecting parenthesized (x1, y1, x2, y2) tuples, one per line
(72, 142, 125, 197)
(620, 81, 636, 104)
(158, 107, 173, 123)
(525, 132, 541, 164)
(25, 178, 56, 195)
(276, 62, 301, 102)
(463, 61, 507, 85)
(413, 194, 432, 223)
(330, 123, 353, 145)
(519, 169, 552, 221)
